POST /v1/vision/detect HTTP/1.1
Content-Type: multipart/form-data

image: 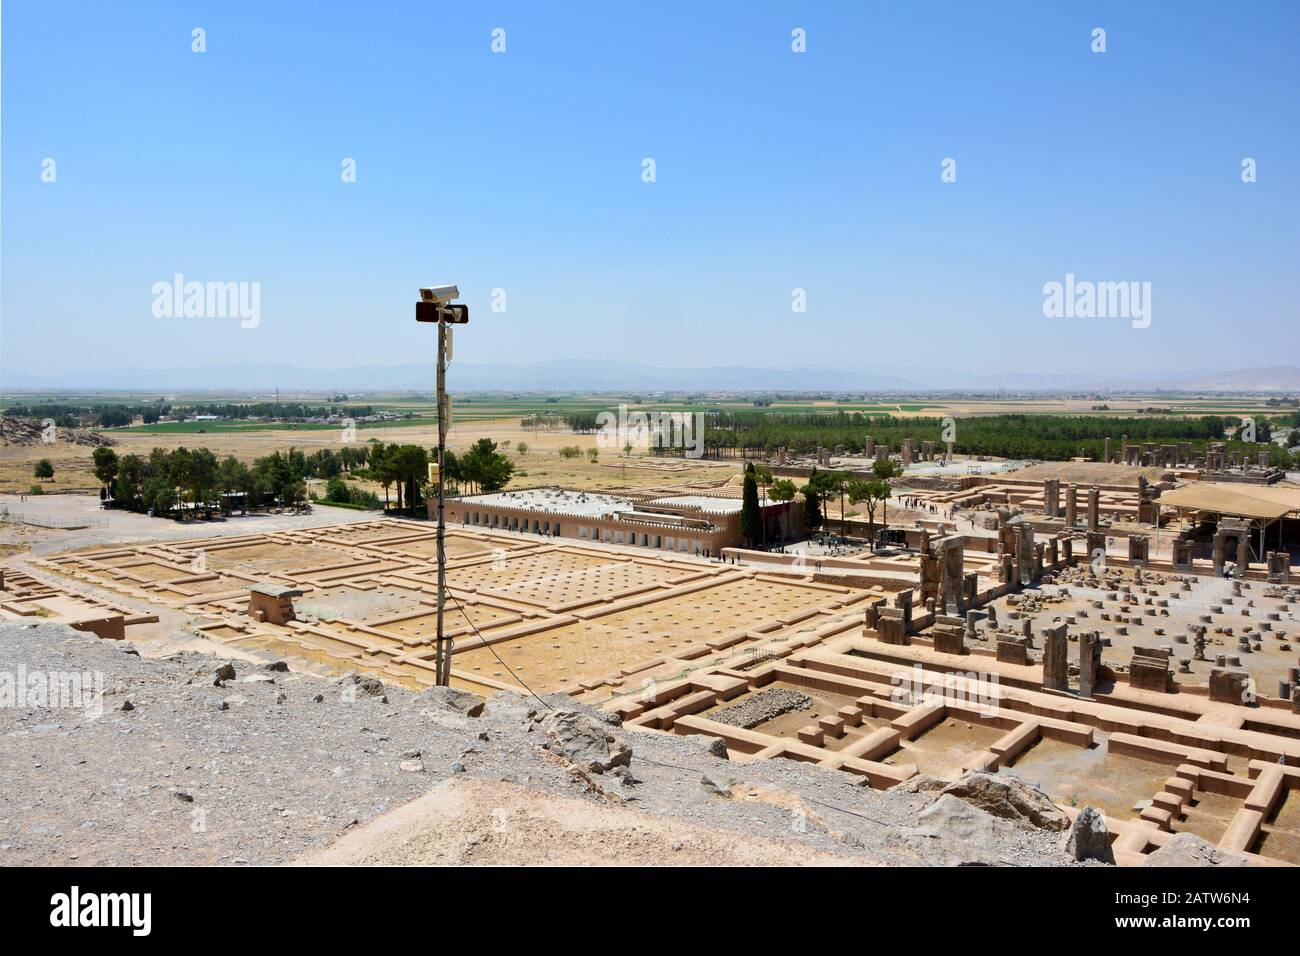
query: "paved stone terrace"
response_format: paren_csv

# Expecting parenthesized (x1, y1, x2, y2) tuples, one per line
(34, 519, 880, 698)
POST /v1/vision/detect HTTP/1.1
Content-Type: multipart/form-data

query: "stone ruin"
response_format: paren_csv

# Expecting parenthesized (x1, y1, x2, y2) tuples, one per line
(920, 534, 964, 614)
(1209, 664, 1253, 706)
(1128, 645, 1173, 693)
(1041, 621, 1069, 691)
(1213, 517, 1253, 575)
(248, 583, 302, 625)
(930, 614, 966, 655)
(998, 519, 1037, 587)
(1268, 551, 1292, 585)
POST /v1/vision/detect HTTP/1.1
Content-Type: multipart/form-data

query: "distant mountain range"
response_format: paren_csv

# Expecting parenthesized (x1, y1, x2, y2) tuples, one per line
(2, 361, 1299, 395)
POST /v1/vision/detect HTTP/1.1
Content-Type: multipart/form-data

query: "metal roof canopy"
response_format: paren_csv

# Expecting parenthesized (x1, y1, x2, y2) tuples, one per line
(1157, 483, 1294, 523)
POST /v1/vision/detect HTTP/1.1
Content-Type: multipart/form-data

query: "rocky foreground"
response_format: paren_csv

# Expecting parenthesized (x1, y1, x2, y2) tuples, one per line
(0, 622, 1246, 866)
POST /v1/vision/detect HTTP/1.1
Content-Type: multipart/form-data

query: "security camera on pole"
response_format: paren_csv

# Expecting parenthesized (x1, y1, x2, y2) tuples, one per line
(416, 285, 469, 686)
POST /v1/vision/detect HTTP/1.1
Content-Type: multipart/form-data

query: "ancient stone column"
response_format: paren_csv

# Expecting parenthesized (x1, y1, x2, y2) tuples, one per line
(919, 551, 942, 608)
(941, 539, 963, 613)
(1087, 486, 1100, 531)
(863, 597, 889, 634)
(1078, 631, 1102, 698)
(1042, 622, 1069, 691)
(1190, 624, 1207, 661)
(864, 436, 874, 457)
(1267, 551, 1291, 584)
(1065, 483, 1077, 527)
(1016, 524, 1035, 586)
(893, 589, 914, 631)
(1086, 531, 1106, 565)
(1103, 437, 1112, 463)
(877, 609, 908, 645)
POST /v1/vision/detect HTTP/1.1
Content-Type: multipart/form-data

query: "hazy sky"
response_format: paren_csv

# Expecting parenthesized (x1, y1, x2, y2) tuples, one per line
(2, 1, 1297, 379)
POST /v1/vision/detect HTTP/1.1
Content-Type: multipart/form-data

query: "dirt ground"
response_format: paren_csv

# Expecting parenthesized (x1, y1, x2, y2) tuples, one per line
(300, 776, 854, 866)
(1001, 461, 1171, 485)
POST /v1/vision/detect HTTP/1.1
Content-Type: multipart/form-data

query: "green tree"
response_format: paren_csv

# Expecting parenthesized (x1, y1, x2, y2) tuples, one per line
(768, 478, 797, 502)
(33, 459, 54, 480)
(325, 476, 351, 503)
(370, 444, 396, 507)
(92, 446, 119, 496)
(113, 454, 146, 510)
(188, 447, 219, 511)
(740, 463, 761, 547)
(166, 448, 195, 515)
(254, 451, 300, 509)
(460, 438, 514, 494)
(871, 458, 901, 538)
(799, 468, 825, 532)
(388, 445, 429, 510)
(826, 470, 853, 538)
(217, 456, 252, 512)
(849, 478, 890, 550)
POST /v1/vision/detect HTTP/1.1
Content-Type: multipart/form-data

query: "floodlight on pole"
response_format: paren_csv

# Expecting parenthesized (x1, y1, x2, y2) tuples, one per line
(416, 284, 468, 686)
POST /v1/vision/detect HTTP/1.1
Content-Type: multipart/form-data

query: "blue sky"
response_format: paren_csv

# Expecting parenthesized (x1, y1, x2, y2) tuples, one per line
(2, 1, 1297, 380)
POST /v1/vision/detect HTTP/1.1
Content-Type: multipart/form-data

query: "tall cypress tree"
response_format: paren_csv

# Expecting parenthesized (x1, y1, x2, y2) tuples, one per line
(740, 462, 761, 547)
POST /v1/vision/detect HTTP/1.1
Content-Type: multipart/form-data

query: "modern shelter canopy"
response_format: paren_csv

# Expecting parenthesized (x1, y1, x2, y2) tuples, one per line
(1157, 483, 1296, 522)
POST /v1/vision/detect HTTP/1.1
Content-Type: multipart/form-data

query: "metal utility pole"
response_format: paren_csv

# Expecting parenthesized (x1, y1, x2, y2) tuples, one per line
(416, 285, 469, 687)
(435, 316, 449, 685)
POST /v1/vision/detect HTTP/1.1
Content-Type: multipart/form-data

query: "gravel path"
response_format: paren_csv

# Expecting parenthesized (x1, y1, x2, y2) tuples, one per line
(0, 492, 383, 558)
(710, 688, 813, 729)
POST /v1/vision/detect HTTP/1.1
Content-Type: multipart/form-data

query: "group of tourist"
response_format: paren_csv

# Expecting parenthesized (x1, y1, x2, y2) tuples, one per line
(902, 495, 946, 516)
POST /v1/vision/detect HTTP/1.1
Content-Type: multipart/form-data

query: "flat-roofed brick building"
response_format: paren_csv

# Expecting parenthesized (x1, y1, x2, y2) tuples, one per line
(438, 486, 801, 555)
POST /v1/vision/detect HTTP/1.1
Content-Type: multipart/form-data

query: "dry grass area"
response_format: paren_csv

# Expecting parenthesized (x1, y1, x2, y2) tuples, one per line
(0, 419, 736, 495)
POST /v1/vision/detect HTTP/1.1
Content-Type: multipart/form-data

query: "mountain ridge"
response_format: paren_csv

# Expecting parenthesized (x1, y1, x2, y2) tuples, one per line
(3, 361, 1298, 394)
